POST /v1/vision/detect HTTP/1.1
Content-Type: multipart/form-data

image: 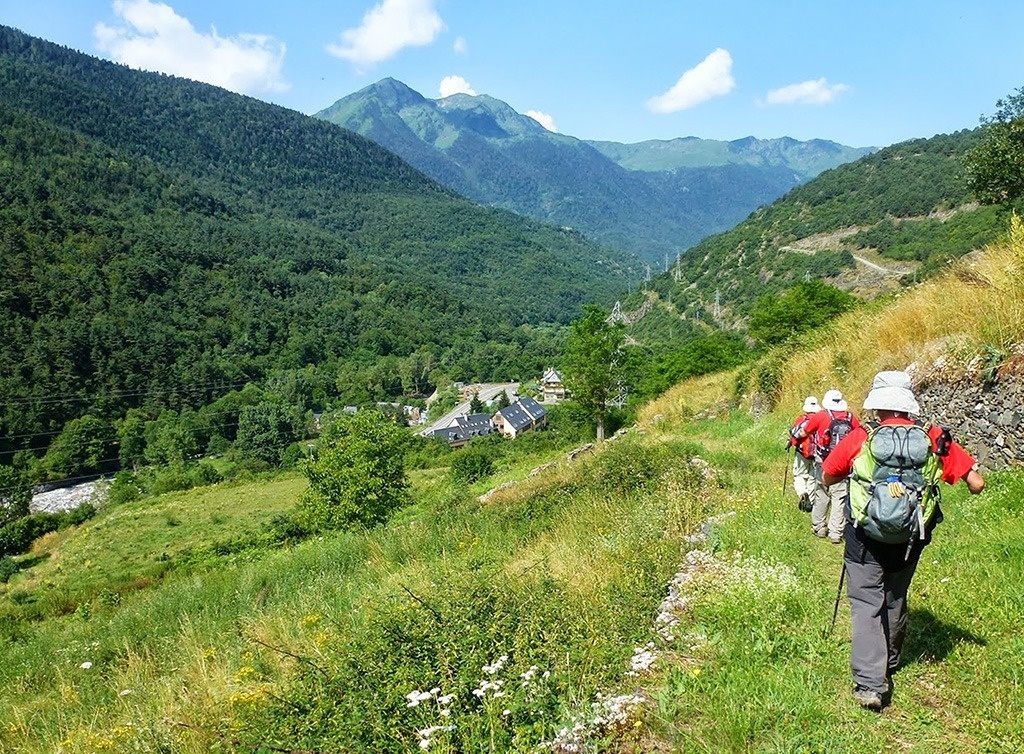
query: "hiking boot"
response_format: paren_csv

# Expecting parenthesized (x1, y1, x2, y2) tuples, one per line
(829, 535, 843, 544)
(852, 686, 883, 711)
(813, 528, 828, 538)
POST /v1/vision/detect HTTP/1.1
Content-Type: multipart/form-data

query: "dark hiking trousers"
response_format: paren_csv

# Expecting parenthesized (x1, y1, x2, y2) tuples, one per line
(843, 522, 928, 695)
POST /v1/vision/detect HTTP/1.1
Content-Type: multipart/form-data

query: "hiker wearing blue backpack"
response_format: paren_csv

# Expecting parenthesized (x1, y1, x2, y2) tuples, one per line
(822, 370, 985, 711)
(793, 389, 861, 543)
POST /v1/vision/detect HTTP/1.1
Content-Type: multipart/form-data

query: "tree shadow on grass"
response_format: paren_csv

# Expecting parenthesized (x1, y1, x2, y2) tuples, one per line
(903, 607, 987, 665)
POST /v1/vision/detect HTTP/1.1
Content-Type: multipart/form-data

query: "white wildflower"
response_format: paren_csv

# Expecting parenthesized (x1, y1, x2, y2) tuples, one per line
(482, 654, 509, 675)
(406, 689, 434, 707)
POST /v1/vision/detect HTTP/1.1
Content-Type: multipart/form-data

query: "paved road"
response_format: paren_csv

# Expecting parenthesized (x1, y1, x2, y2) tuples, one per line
(419, 382, 519, 436)
(852, 254, 899, 274)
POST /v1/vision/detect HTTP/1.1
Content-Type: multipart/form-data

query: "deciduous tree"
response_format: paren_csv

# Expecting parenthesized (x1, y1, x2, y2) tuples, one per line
(562, 306, 626, 442)
(964, 87, 1024, 205)
(0, 465, 32, 527)
(300, 411, 410, 530)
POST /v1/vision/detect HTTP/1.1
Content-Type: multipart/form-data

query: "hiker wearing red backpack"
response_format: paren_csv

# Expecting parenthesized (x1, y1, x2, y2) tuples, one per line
(822, 371, 984, 711)
(788, 395, 820, 512)
(794, 389, 861, 543)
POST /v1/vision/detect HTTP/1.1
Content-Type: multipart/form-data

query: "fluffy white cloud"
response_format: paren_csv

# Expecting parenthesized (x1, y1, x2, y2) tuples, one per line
(327, 0, 444, 68)
(439, 75, 476, 97)
(763, 78, 850, 105)
(453, 36, 468, 55)
(646, 48, 735, 114)
(94, 0, 288, 95)
(525, 110, 557, 132)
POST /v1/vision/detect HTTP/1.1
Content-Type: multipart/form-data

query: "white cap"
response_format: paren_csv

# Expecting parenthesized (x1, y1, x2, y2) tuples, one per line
(822, 389, 848, 412)
(862, 371, 920, 415)
(802, 396, 820, 413)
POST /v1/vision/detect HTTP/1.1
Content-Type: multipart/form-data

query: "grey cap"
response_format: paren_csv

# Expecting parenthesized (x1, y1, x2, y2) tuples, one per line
(862, 370, 920, 415)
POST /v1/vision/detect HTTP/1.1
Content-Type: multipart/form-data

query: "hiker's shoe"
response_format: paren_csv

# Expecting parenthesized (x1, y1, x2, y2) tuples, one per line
(829, 535, 843, 544)
(852, 686, 883, 711)
(813, 529, 828, 538)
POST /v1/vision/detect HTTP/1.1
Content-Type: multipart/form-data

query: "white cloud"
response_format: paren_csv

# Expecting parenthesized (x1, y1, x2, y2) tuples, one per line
(453, 36, 468, 55)
(763, 78, 850, 105)
(646, 48, 735, 114)
(327, 0, 444, 68)
(525, 110, 558, 132)
(93, 0, 288, 96)
(439, 75, 475, 97)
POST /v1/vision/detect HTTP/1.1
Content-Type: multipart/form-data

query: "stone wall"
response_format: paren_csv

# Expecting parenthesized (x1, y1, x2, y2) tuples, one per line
(917, 374, 1023, 470)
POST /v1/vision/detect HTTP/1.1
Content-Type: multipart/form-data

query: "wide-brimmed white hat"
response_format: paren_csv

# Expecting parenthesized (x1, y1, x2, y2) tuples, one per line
(822, 389, 848, 412)
(862, 370, 920, 415)
(802, 396, 820, 413)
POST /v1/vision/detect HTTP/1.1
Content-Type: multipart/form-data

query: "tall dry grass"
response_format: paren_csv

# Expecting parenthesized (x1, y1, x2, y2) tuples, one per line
(780, 215, 1024, 415)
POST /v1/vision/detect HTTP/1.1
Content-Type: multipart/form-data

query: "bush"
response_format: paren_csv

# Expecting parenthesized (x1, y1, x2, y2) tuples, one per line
(0, 504, 96, 558)
(405, 436, 453, 470)
(0, 556, 18, 583)
(106, 471, 143, 506)
(0, 465, 32, 527)
(148, 466, 193, 496)
(190, 462, 222, 487)
(449, 448, 495, 484)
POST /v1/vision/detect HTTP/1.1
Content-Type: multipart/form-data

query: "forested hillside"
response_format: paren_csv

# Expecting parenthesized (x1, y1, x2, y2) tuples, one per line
(648, 129, 1011, 326)
(0, 26, 636, 462)
(317, 79, 871, 263)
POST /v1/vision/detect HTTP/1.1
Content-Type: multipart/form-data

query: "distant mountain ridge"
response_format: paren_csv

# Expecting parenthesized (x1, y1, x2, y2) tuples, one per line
(317, 79, 876, 262)
(641, 128, 1006, 328)
(586, 135, 870, 177)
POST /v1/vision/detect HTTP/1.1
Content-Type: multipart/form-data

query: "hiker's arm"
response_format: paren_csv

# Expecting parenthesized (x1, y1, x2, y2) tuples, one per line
(822, 471, 844, 486)
(964, 468, 985, 494)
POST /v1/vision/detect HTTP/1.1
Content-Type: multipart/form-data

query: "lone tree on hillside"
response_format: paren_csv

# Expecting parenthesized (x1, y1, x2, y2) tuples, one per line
(562, 305, 627, 442)
(300, 410, 410, 531)
(963, 87, 1024, 205)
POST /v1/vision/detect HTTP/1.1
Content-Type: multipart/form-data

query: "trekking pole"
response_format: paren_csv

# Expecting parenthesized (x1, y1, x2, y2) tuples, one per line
(825, 562, 847, 638)
(782, 445, 790, 496)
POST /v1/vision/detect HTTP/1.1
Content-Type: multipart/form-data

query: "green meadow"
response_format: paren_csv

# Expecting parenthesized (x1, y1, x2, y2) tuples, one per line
(3, 220, 1024, 752)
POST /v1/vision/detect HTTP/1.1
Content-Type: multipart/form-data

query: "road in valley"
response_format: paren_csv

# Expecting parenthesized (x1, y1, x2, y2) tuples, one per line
(418, 382, 519, 437)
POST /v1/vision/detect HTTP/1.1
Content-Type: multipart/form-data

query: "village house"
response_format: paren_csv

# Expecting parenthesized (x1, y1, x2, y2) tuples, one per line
(429, 413, 496, 448)
(541, 367, 568, 403)
(492, 396, 547, 439)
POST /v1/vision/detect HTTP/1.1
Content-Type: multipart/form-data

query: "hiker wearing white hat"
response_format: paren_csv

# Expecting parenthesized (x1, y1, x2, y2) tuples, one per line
(822, 370, 985, 711)
(787, 396, 821, 512)
(793, 388, 861, 542)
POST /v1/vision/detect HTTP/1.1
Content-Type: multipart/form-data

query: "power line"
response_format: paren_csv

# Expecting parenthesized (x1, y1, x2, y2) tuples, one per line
(0, 380, 253, 409)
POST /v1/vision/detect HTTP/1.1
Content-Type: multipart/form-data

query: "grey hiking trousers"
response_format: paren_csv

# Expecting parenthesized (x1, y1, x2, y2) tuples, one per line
(812, 465, 847, 539)
(843, 522, 927, 695)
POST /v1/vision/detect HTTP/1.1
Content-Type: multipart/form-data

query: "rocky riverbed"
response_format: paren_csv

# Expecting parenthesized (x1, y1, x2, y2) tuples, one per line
(30, 481, 107, 515)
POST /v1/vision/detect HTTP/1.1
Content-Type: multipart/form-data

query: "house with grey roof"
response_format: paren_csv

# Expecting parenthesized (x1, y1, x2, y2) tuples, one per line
(541, 367, 568, 403)
(430, 413, 496, 448)
(492, 396, 547, 439)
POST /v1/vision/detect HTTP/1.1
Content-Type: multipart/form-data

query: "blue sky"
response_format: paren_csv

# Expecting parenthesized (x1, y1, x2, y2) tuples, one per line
(2, 0, 1022, 148)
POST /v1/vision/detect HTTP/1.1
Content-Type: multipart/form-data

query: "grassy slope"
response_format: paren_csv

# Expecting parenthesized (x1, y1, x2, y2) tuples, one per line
(2, 222, 1024, 752)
